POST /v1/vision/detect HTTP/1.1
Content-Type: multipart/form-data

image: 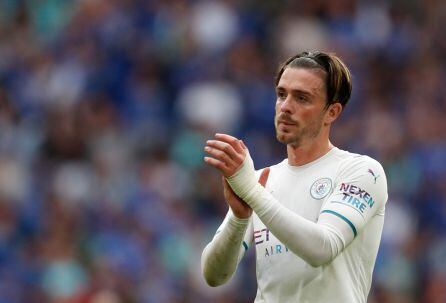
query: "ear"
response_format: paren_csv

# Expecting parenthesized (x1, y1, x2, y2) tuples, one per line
(324, 102, 343, 125)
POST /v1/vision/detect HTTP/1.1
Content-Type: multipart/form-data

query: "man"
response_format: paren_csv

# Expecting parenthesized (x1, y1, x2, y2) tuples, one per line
(201, 51, 388, 303)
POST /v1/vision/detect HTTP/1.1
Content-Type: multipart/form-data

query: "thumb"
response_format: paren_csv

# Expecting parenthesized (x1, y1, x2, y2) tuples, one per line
(258, 167, 270, 187)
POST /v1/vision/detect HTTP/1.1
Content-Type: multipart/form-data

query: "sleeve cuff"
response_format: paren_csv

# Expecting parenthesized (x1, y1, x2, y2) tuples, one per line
(227, 212, 250, 229)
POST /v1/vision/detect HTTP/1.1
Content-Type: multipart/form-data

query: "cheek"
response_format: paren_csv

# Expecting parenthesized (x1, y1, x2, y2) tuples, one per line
(274, 102, 282, 118)
(299, 108, 325, 126)
(297, 108, 314, 120)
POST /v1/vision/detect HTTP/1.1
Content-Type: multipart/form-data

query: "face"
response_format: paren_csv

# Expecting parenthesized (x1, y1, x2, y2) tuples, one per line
(274, 67, 329, 146)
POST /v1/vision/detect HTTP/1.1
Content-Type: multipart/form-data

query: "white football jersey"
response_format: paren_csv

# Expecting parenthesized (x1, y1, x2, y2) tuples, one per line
(235, 147, 388, 303)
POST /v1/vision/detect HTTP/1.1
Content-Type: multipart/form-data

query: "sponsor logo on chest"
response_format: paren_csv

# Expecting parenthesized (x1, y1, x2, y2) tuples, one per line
(254, 228, 290, 258)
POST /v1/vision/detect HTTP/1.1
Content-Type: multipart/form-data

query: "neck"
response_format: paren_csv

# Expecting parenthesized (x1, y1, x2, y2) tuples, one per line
(287, 137, 334, 166)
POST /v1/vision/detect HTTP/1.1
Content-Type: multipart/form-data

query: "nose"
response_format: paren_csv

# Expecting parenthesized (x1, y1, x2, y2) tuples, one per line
(279, 97, 293, 114)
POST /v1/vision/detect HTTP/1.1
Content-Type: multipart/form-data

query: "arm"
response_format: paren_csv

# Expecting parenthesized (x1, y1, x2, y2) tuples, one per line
(227, 151, 388, 267)
(204, 134, 388, 267)
(228, 169, 344, 267)
(201, 170, 268, 286)
(201, 210, 252, 287)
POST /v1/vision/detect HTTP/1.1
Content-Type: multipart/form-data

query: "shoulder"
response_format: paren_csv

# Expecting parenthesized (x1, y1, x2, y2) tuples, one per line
(334, 150, 388, 205)
(336, 150, 386, 179)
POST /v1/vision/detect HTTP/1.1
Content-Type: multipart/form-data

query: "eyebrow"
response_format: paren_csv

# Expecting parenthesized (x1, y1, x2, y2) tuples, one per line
(276, 86, 314, 97)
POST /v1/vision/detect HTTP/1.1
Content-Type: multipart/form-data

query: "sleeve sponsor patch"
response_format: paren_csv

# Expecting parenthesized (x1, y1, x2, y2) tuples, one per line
(336, 183, 375, 214)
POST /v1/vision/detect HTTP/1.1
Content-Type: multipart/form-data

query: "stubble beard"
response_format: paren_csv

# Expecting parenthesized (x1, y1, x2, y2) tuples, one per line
(275, 117, 323, 147)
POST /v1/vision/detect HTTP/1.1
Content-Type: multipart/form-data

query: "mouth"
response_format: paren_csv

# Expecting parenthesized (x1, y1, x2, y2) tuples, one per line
(277, 119, 296, 126)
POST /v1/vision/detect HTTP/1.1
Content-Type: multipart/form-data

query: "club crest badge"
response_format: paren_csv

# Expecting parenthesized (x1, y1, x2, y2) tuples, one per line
(310, 178, 332, 200)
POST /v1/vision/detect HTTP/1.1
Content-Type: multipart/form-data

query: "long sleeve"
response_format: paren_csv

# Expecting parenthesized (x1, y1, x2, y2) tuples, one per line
(201, 209, 252, 286)
(232, 184, 346, 267)
(226, 153, 388, 267)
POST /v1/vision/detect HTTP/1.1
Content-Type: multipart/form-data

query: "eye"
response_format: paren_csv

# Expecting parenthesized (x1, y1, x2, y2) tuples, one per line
(276, 90, 286, 100)
(296, 94, 310, 103)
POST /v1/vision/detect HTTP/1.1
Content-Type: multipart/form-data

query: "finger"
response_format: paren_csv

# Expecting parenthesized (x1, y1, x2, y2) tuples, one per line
(222, 177, 250, 207)
(204, 145, 237, 166)
(239, 140, 247, 150)
(215, 133, 244, 154)
(206, 140, 241, 162)
(258, 167, 270, 187)
(204, 156, 230, 175)
(222, 177, 233, 194)
(222, 176, 228, 189)
(222, 178, 237, 199)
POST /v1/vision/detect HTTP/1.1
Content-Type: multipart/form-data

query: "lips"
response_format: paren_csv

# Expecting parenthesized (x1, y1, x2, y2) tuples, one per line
(277, 119, 296, 126)
(278, 121, 295, 126)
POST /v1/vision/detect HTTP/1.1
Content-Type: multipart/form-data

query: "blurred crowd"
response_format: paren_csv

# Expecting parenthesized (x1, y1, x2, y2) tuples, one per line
(0, 0, 445, 302)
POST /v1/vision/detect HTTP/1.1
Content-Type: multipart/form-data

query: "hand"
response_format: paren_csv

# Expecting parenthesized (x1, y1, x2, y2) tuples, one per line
(204, 133, 246, 178)
(222, 168, 270, 219)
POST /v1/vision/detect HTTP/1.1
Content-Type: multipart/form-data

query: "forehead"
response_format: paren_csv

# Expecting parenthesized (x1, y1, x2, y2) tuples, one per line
(277, 67, 326, 94)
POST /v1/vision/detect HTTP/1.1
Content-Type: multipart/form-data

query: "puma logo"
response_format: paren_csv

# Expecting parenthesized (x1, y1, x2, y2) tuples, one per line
(367, 169, 380, 184)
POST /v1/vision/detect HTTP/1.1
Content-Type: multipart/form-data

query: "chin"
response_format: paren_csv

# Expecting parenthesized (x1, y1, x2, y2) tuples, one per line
(276, 132, 300, 145)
